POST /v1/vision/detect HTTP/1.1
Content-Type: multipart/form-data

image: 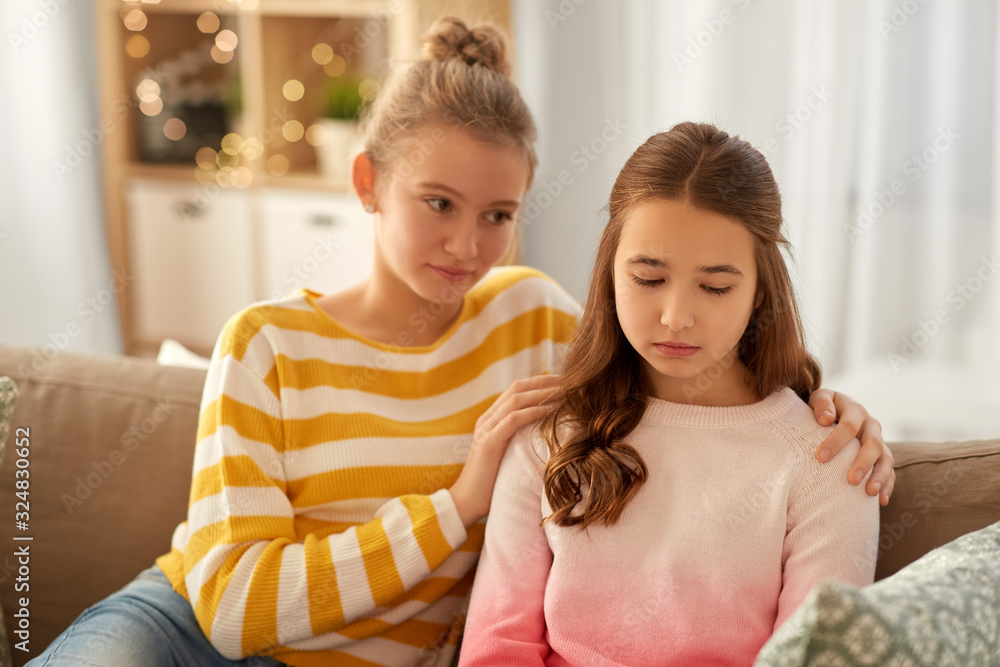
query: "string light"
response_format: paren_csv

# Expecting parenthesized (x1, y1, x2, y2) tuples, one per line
(210, 45, 233, 64)
(125, 34, 150, 58)
(266, 154, 289, 177)
(282, 79, 304, 102)
(359, 79, 377, 100)
(221, 133, 244, 155)
(196, 12, 220, 33)
(195, 147, 217, 169)
(163, 118, 187, 141)
(139, 98, 163, 116)
(242, 138, 264, 160)
(311, 43, 334, 65)
(215, 29, 238, 52)
(136, 78, 160, 102)
(123, 8, 147, 31)
(323, 55, 347, 77)
(234, 166, 254, 188)
(305, 124, 328, 147)
(215, 150, 239, 169)
(282, 120, 304, 142)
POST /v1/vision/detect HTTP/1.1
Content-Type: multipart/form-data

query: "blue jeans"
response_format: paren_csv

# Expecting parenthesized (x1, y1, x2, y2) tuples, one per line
(27, 563, 288, 667)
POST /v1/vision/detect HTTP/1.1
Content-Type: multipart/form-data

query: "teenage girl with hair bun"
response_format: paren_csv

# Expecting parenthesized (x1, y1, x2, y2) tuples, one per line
(460, 122, 883, 666)
(30, 20, 892, 667)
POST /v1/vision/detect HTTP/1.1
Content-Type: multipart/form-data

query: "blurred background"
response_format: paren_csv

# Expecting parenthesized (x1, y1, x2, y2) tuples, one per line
(1, 0, 997, 442)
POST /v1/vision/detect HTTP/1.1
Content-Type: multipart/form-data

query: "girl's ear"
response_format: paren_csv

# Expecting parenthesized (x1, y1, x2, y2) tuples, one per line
(755, 290, 764, 309)
(352, 151, 378, 211)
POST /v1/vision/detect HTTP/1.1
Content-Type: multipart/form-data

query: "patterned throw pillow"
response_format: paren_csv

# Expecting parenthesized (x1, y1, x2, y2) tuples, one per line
(754, 519, 1000, 667)
(0, 377, 18, 667)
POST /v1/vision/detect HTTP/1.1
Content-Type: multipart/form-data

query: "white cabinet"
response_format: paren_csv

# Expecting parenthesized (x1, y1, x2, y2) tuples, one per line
(124, 181, 375, 354)
(258, 188, 374, 300)
(125, 179, 257, 352)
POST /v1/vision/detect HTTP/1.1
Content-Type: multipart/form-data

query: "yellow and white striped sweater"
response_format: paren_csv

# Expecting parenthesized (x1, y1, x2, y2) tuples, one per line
(156, 266, 580, 666)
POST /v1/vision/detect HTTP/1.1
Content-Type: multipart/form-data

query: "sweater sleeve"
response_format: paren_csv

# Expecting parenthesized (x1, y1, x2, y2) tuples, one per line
(459, 426, 552, 666)
(773, 435, 880, 631)
(181, 313, 468, 659)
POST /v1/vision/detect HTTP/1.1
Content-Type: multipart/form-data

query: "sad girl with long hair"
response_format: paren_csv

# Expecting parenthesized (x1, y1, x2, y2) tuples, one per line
(460, 122, 881, 666)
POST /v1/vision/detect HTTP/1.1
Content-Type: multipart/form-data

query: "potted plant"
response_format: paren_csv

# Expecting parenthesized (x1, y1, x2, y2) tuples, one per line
(314, 75, 365, 186)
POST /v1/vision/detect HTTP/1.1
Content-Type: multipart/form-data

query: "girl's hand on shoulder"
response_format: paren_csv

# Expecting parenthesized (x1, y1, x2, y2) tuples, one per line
(448, 374, 562, 527)
(808, 388, 895, 507)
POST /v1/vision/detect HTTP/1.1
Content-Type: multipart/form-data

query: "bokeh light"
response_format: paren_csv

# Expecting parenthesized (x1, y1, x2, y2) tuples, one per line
(210, 45, 233, 64)
(305, 123, 328, 147)
(266, 154, 289, 177)
(282, 120, 304, 142)
(358, 78, 377, 100)
(195, 147, 217, 169)
(323, 55, 347, 77)
(123, 8, 147, 31)
(197, 12, 220, 34)
(242, 137, 264, 160)
(215, 150, 239, 169)
(221, 133, 244, 155)
(125, 34, 150, 58)
(312, 43, 334, 65)
(136, 78, 160, 102)
(139, 98, 163, 116)
(282, 79, 304, 102)
(215, 29, 238, 52)
(163, 118, 187, 141)
(234, 166, 254, 188)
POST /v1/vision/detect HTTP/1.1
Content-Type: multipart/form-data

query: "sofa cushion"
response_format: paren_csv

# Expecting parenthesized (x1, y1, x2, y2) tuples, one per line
(875, 438, 1000, 580)
(754, 519, 1000, 666)
(0, 347, 207, 661)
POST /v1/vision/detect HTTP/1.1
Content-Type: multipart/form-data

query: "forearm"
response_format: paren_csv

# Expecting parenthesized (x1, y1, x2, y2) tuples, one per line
(185, 489, 467, 658)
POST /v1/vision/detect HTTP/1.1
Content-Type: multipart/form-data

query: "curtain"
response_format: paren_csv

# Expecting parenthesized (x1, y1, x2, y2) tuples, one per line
(515, 0, 1000, 441)
(0, 0, 122, 356)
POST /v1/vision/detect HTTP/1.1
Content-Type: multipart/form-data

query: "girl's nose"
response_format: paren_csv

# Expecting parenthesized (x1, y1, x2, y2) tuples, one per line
(660, 290, 694, 331)
(444, 220, 478, 261)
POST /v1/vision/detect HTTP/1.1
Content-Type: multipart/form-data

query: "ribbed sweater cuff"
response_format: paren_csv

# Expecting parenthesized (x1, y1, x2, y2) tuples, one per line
(431, 488, 469, 550)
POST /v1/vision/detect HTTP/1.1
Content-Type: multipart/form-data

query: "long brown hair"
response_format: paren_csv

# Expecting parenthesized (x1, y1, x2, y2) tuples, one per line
(542, 122, 821, 529)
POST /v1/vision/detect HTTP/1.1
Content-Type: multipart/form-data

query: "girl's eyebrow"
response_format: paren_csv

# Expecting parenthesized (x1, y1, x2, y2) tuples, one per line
(416, 181, 521, 208)
(625, 255, 744, 277)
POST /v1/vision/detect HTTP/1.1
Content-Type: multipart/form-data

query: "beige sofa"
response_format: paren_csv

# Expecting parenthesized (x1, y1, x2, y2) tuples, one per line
(0, 344, 998, 666)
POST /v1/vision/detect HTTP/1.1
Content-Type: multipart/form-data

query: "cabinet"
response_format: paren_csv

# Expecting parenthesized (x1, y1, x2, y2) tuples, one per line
(125, 179, 256, 348)
(97, 0, 512, 356)
(259, 188, 374, 301)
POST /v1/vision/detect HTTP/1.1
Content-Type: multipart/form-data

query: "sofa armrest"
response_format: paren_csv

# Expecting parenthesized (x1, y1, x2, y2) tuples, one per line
(876, 438, 1000, 580)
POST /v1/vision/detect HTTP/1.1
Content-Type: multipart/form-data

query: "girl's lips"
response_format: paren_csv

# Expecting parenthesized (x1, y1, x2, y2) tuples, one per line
(653, 343, 700, 358)
(430, 265, 472, 281)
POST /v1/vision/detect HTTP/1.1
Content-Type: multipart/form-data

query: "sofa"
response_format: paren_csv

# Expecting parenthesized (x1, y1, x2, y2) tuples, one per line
(0, 343, 997, 666)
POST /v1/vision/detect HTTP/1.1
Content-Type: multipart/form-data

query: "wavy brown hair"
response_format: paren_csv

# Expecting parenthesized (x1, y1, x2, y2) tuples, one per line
(542, 122, 822, 529)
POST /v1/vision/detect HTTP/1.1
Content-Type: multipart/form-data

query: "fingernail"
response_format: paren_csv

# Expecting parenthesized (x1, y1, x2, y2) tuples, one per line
(818, 449, 830, 462)
(872, 481, 881, 494)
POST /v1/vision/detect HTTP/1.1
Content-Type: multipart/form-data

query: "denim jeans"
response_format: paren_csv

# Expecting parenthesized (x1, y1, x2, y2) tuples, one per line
(26, 563, 287, 667)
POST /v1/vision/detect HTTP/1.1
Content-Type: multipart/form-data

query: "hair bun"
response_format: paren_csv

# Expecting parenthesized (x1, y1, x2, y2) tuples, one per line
(423, 17, 511, 78)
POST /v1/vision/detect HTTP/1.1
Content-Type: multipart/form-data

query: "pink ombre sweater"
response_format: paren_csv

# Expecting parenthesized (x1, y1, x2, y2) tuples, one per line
(460, 387, 880, 667)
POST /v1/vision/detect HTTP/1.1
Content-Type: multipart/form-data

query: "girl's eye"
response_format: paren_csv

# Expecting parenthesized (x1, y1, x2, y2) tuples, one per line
(427, 198, 451, 212)
(703, 286, 733, 296)
(486, 211, 514, 226)
(633, 276, 663, 287)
